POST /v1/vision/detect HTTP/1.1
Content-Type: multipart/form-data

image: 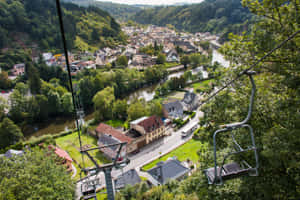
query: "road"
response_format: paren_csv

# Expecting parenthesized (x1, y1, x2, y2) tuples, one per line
(76, 109, 204, 199)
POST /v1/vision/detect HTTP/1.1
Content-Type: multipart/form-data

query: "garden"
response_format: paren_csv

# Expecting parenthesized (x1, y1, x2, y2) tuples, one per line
(141, 139, 207, 171)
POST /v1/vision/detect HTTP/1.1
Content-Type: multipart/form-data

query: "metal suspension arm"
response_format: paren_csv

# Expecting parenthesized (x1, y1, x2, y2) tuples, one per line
(223, 71, 256, 129)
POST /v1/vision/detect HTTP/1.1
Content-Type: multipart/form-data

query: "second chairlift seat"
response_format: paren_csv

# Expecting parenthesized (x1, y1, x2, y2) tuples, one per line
(204, 71, 259, 185)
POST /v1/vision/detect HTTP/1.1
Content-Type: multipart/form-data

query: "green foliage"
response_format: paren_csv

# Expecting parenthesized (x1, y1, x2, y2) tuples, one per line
(0, 0, 125, 51)
(63, 0, 142, 21)
(132, 0, 253, 37)
(116, 55, 128, 67)
(0, 97, 7, 121)
(0, 71, 12, 90)
(26, 63, 41, 94)
(0, 149, 75, 199)
(0, 118, 23, 149)
(118, 1, 300, 199)
(156, 53, 166, 64)
(127, 99, 148, 121)
(93, 86, 115, 121)
(113, 99, 128, 120)
(142, 139, 207, 171)
(180, 55, 190, 69)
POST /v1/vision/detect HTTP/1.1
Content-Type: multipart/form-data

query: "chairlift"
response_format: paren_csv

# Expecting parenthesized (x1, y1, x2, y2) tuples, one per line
(80, 142, 130, 200)
(81, 172, 100, 200)
(204, 71, 259, 185)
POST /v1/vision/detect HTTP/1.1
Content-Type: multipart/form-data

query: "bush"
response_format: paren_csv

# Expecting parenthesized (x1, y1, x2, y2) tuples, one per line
(190, 112, 196, 119)
(25, 134, 56, 147)
(0, 142, 24, 154)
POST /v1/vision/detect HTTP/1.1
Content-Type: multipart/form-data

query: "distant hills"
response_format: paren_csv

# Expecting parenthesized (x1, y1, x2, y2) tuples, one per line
(62, 0, 145, 21)
(0, 0, 126, 52)
(131, 0, 253, 39)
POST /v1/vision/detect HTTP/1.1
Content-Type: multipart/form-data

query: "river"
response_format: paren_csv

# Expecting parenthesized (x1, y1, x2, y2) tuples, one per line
(127, 66, 209, 103)
(28, 52, 224, 137)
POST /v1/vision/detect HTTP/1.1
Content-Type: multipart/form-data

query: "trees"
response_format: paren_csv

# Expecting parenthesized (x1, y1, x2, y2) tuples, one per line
(189, 54, 201, 68)
(0, 118, 23, 149)
(61, 92, 73, 116)
(156, 53, 166, 64)
(0, 149, 75, 199)
(26, 63, 41, 95)
(0, 71, 12, 90)
(0, 97, 7, 121)
(181, 55, 190, 69)
(148, 100, 163, 117)
(113, 99, 128, 120)
(93, 87, 115, 121)
(127, 99, 148, 121)
(116, 55, 128, 67)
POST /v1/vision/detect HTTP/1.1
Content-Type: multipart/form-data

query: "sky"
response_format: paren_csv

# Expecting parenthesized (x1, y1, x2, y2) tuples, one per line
(97, 0, 204, 5)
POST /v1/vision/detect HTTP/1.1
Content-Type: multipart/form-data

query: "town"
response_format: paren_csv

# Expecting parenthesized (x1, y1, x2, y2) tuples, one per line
(0, 23, 226, 199)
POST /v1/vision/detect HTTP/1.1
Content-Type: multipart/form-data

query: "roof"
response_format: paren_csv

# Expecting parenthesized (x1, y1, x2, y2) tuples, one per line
(130, 116, 148, 125)
(114, 169, 141, 189)
(4, 149, 24, 158)
(54, 147, 73, 162)
(96, 123, 132, 143)
(163, 101, 183, 112)
(98, 134, 119, 151)
(147, 159, 190, 184)
(138, 116, 163, 133)
(182, 92, 197, 104)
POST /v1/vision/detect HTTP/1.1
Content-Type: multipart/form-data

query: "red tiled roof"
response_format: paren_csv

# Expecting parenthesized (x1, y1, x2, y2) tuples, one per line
(54, 147, 73, 162)
(138, 116, 163, 133)
(96, 123, 132, 143)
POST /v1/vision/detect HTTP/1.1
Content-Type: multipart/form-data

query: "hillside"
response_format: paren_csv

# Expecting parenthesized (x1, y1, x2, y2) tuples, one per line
(62, 0, 143, 21)
(132, 0, 253, 37)
(0, 0, 126, 52)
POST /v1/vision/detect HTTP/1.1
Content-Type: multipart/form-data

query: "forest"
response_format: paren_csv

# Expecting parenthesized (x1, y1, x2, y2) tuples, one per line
(62, 0, 143, 21)
(132, 0, 254, 41)
(0, 0, 126, 52)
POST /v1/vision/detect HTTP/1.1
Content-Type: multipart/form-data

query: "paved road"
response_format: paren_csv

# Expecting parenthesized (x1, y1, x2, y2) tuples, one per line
(76, 110, 204, 199)
(167, 65, 184, 72)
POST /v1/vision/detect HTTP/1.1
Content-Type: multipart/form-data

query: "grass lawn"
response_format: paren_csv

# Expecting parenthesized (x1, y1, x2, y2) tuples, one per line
(192, 79, 215, 93)
(104, 119, 125, 128)
(55, 132, 110, 180)
(164, 62, 180, 68)
(96, 189, 107, 200)
(142, 139, 207, 171)
(167, 91, 185, 100)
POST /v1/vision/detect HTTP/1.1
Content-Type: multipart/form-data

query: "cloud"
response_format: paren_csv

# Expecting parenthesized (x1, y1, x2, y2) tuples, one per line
(96, 0, 204, 5)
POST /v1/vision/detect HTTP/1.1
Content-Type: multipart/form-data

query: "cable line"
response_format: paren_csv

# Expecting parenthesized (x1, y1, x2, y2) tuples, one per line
(200, 29, 300, 107)
(55, 0, 86, 169)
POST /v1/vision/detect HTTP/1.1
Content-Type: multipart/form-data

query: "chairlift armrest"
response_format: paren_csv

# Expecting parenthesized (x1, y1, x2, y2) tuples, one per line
(220, 122, 243, 129)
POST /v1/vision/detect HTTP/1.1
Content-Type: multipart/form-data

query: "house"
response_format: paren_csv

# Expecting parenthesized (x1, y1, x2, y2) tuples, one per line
(166, 50, 180, 62)
(147, 158, 190, 185)
(130, 115, 166, 145)
(48, 145, 73, 172)
(181, 92, 199, 111)
(131, 54, 155, 70)
(0, 149, 24, 158)
(114, 169, 141, 190)
(11, 63, 25, 76)
(163, 100, 184, 119)
(96, 123, 135, 159)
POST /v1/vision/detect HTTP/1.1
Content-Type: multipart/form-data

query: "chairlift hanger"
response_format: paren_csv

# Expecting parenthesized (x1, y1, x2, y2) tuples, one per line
(204, 71, 259, 185)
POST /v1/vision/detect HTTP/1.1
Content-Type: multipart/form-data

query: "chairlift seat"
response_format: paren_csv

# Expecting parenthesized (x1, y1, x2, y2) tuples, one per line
(204, 162, 254, 184)
(82, 188, 96, 200)
(83, 193, 96, 200)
